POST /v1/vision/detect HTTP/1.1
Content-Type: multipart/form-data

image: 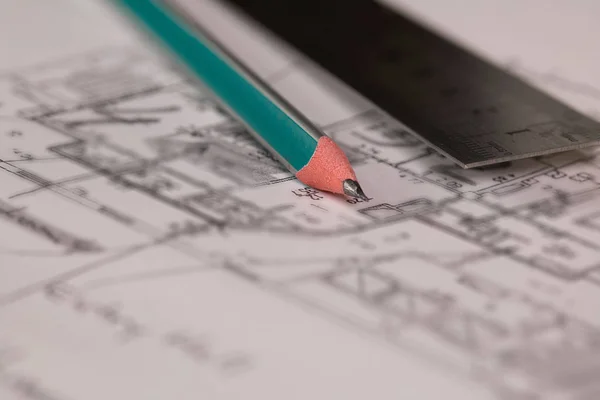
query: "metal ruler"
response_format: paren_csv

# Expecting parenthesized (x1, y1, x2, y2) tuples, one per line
(215, 0, 600, 168)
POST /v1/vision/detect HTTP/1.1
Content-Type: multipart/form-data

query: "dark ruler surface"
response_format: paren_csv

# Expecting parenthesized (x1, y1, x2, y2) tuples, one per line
(219, 0, 600, 168)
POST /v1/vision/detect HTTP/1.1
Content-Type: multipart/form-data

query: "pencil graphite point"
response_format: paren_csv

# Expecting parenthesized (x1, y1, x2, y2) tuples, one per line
(295, 137, 367, 199)
(342, 179, 369, 201)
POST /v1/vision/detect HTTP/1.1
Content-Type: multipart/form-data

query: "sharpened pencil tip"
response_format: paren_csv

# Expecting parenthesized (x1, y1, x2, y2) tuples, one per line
(296, 137, 367, 198)
(342, 179, 369, 200)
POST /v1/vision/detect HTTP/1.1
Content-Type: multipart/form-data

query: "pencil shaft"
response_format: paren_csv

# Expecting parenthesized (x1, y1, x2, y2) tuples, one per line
(113, 0, 322, 172)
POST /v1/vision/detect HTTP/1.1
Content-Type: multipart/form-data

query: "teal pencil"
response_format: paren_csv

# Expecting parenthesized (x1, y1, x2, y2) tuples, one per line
(111, 0, 367, 199)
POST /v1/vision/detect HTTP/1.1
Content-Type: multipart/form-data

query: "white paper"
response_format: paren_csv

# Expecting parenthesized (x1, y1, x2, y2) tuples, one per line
(1, 1, 600, 399)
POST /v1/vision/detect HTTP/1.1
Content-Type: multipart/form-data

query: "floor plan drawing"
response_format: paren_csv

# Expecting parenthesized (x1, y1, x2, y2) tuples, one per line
(2, 1, 600, 399)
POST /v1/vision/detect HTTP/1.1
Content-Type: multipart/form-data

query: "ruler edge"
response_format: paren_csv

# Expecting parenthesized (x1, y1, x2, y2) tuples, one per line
(217, 0, 600, 169)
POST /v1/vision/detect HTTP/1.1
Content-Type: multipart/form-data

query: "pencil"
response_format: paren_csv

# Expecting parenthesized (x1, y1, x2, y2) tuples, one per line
(111, 0, 368, 200)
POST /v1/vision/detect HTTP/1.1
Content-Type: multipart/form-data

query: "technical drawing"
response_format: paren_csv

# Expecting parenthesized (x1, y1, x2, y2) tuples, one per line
(1, 47, 600, 400)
